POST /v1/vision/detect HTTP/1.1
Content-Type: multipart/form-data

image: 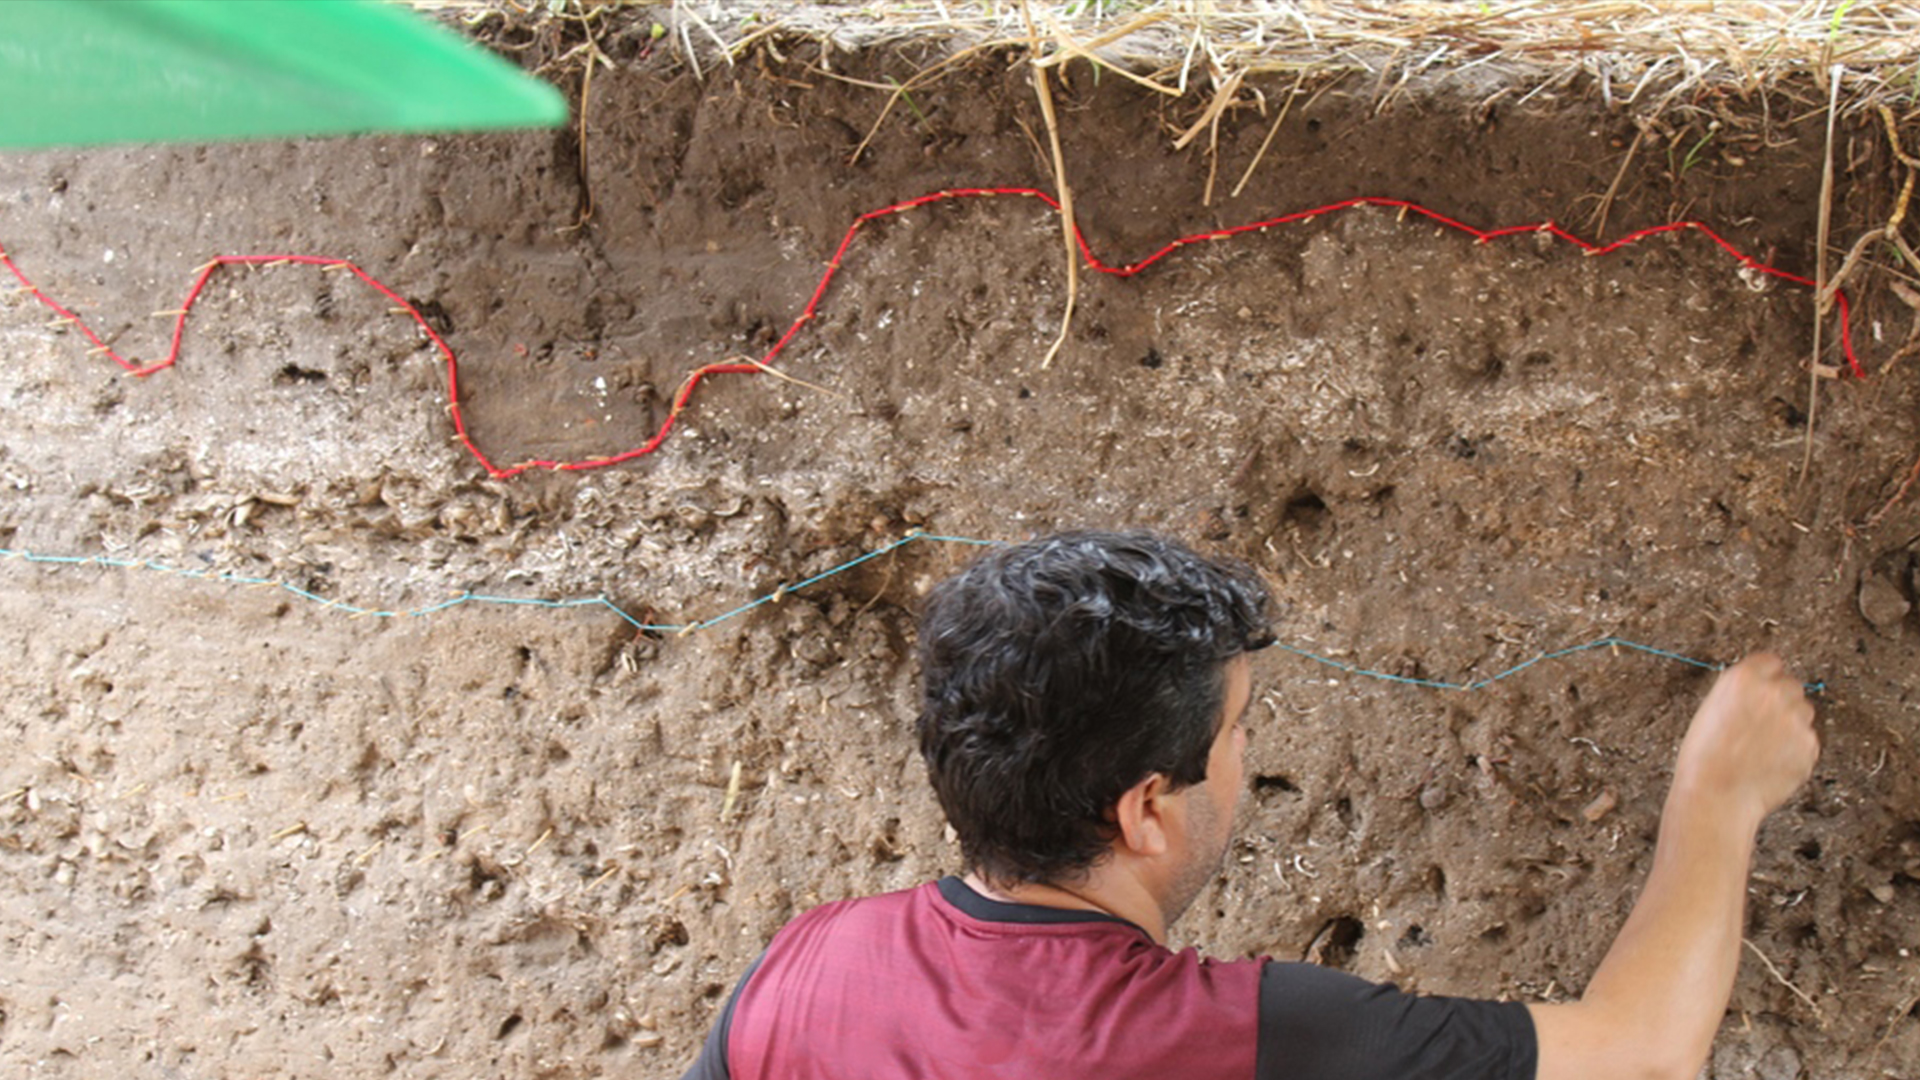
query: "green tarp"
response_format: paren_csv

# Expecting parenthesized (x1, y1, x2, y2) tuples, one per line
(0, 0, 567, 148)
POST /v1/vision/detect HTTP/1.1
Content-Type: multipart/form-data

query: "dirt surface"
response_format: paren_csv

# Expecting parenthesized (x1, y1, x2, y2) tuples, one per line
(3, 18, 1920, 1080)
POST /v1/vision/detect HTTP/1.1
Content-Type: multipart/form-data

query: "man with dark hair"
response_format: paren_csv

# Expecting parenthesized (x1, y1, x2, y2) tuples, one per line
(683, 530, 1819, 1080)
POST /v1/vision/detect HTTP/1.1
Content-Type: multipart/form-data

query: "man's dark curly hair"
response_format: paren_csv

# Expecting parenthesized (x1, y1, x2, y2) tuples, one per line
(916, 530, 1274, 886)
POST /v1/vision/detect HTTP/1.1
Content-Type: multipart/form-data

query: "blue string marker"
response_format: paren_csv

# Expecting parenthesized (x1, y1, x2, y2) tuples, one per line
(0, 537, 1823, 693)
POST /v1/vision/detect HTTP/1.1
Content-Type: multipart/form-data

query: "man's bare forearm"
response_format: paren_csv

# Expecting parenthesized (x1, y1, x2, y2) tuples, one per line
(1529, 784, 1760, 1079)
(1529, 655, 1818, 1080)
(1592, 782, 1760, 1071)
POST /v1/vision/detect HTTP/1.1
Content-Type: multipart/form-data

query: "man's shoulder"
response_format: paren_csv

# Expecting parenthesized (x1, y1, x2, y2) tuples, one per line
(777, 879, 940, 931)
(726, 880, 1268, 1079)
(762, 876, 1265, 998)
(749, 880, 947, 964)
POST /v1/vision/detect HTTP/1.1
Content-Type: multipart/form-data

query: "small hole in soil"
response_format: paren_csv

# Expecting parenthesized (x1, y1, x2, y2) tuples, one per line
(647, 916, 689, 951)
(1480, 924, 1508, 944)
(1426, 865, 1447, 897)
(1251, 774, 1298, 793)
(1311, 916, 1364, 968)
(1397, 925, 1432, 949)
(275, 363, 328, 385)
(468, 858, 509, 899)
(1139, 347, 1163, 369)
(1788, 923, 1819, 947)
(410, 298, 455, 336)
(1796, 839, 1822, 861)
(497, 1014, 523, 1040)
(1284, 491, 1329, 526)
(870, 817, 906, 864)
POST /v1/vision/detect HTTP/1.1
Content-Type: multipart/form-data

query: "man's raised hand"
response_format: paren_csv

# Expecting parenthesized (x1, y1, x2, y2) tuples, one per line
(1671, 653, 1820, 829)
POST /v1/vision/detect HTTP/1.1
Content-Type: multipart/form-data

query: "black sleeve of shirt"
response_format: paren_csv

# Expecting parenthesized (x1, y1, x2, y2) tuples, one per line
(678, 952, 766, 1080)
(1256, 961, 1538, 1080)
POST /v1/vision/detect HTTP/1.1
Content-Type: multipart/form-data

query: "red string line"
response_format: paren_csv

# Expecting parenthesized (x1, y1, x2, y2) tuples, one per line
(0, 190, 1862, 479)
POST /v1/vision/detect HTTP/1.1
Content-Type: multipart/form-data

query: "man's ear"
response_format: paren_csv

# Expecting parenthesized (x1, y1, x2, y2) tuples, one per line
(1113, 773, 1172, 858)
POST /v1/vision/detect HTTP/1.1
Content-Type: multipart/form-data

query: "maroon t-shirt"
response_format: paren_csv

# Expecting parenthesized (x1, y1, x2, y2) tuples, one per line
(683, 877, 1536, 1080)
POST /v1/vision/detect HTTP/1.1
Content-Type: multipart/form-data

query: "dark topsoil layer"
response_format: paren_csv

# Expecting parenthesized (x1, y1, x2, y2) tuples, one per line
(1, 20, 1919, 1079)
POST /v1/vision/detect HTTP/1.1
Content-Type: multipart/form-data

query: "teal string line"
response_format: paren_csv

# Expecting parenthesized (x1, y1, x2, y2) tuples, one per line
(409, 594, 472, 617)
(0, 540, 1822, 693)
(680, 530, 954, 632)
(1277, 636, 1722, 691)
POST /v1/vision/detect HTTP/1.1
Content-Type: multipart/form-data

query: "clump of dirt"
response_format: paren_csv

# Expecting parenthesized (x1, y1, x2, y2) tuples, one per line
(2, 16, 1918, 1079)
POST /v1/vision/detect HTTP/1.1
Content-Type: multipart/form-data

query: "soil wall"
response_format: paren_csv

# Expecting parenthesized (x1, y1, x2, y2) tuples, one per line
(2, 29, 1918, 1079)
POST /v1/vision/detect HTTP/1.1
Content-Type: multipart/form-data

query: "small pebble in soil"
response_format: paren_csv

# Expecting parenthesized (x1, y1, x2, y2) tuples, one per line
(1857, 572, 1910, 635)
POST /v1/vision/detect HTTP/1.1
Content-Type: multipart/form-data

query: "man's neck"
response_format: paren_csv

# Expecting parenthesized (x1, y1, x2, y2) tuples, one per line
(963, 871, 1169, 943)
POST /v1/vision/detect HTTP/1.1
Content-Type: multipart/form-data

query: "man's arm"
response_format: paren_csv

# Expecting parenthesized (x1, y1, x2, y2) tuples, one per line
(1528, 653, 1819, 1080)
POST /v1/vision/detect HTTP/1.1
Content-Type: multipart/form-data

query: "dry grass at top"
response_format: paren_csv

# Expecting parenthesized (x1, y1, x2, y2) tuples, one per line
(418, 2, 1920, 111)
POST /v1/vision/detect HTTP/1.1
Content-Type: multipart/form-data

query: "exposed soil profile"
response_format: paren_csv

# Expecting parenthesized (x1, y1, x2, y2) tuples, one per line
(2, 10, 1919, 1079)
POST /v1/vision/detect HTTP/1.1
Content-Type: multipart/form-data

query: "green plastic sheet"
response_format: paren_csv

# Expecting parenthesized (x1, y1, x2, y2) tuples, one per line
(0, 0, 568, 148)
